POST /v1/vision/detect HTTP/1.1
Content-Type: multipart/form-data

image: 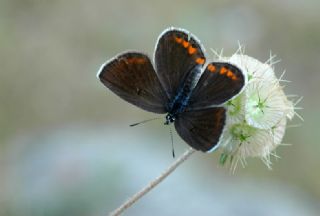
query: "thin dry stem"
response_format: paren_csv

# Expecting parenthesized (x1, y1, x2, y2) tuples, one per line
(109, 147, 196, 216)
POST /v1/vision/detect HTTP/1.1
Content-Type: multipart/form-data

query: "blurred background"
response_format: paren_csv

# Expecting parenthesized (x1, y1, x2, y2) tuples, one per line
(1, 0, 319, 215)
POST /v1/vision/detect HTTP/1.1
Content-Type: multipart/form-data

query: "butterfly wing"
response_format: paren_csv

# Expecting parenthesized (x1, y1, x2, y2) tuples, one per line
(154, 28, 206, 101)
(97, 52, 168, 113)
(174, 107, 226, 152)
(188, 62, 245, 110)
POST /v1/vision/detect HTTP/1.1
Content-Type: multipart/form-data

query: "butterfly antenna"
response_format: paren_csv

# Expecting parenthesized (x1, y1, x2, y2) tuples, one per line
(129, 117, 160, 127)
(170, 126, 175, 158)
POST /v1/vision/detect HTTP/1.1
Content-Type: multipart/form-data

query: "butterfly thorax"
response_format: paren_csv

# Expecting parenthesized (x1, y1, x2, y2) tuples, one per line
(165, 65, 202, 125)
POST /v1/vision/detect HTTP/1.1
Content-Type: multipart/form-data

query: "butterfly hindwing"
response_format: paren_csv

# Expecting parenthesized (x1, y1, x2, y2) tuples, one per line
(174, 107, 226, 152)
(188, 62, 245, 110)
(154, 28, 206, 102)
(98, 52, 168, 113)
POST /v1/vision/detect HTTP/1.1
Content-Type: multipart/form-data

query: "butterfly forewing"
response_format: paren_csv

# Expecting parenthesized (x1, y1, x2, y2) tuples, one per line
(174, 107, 226, 152)
(154, 28, 206, 102)
(98, 52, 168, 113)
(188, 62, 245, 110)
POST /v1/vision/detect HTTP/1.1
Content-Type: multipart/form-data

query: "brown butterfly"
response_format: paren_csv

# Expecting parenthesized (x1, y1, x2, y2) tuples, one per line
(97, 27, 245, 152)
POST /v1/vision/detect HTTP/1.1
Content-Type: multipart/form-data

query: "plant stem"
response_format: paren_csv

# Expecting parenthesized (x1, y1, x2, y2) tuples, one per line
(109, 147, 196, 216)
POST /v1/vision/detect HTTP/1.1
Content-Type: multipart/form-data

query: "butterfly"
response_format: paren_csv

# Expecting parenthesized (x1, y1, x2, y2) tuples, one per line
(97, 27, 245, 152)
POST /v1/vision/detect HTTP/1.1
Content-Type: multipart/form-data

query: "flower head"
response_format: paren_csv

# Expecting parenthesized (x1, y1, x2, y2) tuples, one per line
(212, 48, 300, 170)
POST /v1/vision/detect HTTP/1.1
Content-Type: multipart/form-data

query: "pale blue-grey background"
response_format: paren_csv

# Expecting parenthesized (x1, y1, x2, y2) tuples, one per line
(1, 1, 319, 215)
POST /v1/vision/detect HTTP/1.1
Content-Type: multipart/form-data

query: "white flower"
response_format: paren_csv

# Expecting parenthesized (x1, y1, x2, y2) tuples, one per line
(245, 79, 287, 129)
(213, 48, 299, 170)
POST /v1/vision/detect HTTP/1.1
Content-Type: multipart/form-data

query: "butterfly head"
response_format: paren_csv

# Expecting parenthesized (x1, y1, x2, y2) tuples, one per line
(164, 113, 176, 125)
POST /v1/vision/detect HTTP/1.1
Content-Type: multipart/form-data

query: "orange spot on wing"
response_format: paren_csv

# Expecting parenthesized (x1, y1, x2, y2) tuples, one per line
(136, 58, 145, 64)
(126, 58, 134, 64)
(227, 70, 234, 78)
(182, 40, 189, 48)
(207, 64, 216, 72)
(220, 67, 227, 75)
(231, 75, 238, 80)
(195, 57, 205, 65)
(126, 58, 145, 64)
(188, 46, 197, 55)
(175, 37, 183, 44)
